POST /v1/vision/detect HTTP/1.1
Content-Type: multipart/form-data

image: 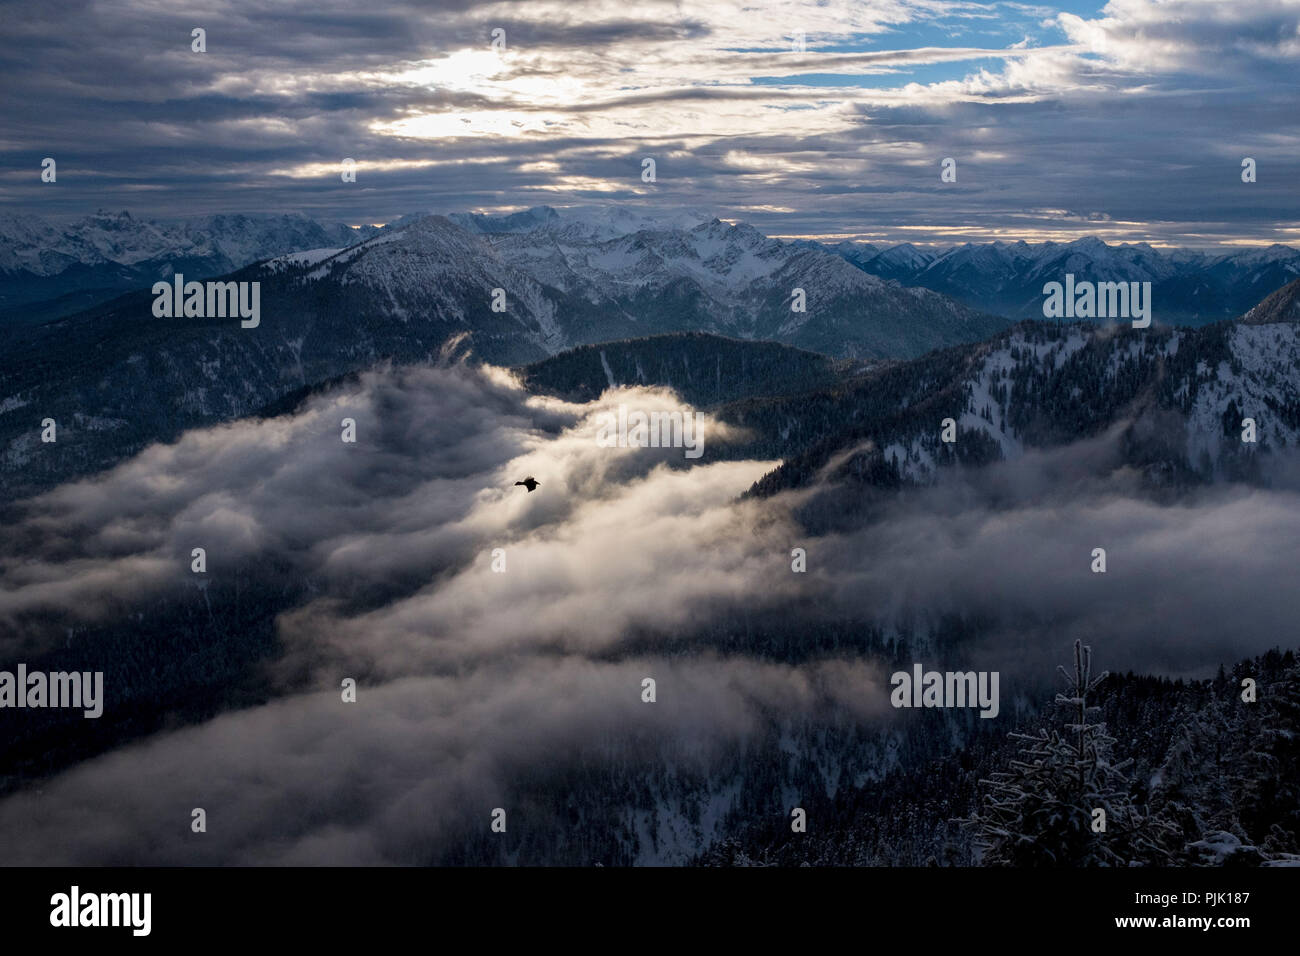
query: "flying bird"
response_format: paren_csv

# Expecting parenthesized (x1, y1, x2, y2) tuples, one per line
(515, 476, 540, 493)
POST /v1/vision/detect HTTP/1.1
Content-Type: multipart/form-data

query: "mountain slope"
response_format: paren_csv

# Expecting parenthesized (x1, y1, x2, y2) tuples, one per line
(0, 214, 598, 497)
(9, 209, 1295, 504)
(828, 238, 1300, 326)
(0, 210, 377, 321)
(1242, 277, 1300, 325)
(0, 209, 1019, 498)
(737, 310, 1300, 507)
(519, 332, 856, 407)
(487, 214, 1008, 359)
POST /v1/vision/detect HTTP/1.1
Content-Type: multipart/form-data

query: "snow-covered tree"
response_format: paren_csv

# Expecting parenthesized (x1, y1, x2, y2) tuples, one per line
(1240, 660, 1300, 856)
(1149, 691, 1244, 857)
(967, 641, 1176, 865)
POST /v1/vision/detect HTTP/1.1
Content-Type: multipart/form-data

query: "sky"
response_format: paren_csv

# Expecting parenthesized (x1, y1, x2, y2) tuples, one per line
(1, 0, 1298, 245)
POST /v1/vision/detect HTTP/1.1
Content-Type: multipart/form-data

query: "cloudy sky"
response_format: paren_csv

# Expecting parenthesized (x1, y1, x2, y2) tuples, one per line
(2, 1, 1299, 243)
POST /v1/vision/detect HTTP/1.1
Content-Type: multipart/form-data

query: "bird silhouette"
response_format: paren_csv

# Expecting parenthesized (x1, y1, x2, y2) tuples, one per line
(515, 476, 540, 493)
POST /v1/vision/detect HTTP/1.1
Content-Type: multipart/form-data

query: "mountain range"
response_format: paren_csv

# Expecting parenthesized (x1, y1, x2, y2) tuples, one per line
(815, 236, 1300, 326)
(0, 208, 1004, 498)
(525, 278, 1300, 509)
(3, 204, 1300, 503)
(0, 210, 377, 323)
(6, 205, 1296, 332)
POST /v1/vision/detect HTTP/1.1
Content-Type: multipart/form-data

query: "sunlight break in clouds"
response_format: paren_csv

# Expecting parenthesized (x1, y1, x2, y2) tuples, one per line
(2, 0, 1297, 242)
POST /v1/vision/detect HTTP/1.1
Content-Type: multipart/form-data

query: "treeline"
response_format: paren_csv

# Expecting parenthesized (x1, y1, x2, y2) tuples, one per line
(696, 645, 1300, 867)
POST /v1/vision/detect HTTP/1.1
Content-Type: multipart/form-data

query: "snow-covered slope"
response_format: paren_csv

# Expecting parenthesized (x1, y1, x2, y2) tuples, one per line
(0, 210, 373, 277)
(1242, 277, 1300, 325)
(748, 300, 1300, 498)
(478, 212, 1008, 359)
(170, 207, 1010, 362)
(0, 210, 376, 318)
(828, 238, 1300, 326)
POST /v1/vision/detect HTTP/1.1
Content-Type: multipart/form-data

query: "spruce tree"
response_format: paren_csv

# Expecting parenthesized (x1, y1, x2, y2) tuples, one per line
(967, 641, 1175, 865)
(1240, 660, 1300, 857)
(1150, 690, 1243, 859)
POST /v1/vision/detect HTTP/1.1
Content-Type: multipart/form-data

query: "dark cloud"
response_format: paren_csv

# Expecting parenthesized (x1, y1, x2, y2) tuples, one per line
(0, 1, 1294, 242)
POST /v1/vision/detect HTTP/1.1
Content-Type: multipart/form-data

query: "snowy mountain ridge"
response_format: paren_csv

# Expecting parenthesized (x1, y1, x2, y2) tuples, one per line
(244, 211, 1009, 361)
(827, 236, 1300, 325)
(0, 210, 374, 276)
(0, 210, 377, 319)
